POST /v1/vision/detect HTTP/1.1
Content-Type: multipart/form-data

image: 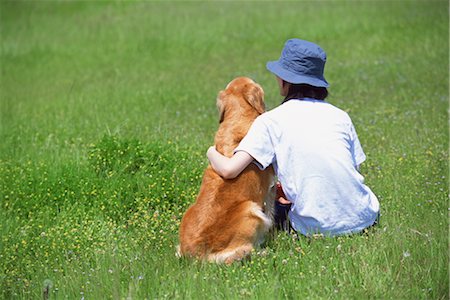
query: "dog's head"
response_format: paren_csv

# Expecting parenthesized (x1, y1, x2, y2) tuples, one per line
(217, 77, 265, 123)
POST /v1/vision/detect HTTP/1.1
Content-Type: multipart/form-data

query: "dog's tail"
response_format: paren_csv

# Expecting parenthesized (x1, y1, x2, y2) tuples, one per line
(249, 202, 273, 232)
(248, 202, 273, 247)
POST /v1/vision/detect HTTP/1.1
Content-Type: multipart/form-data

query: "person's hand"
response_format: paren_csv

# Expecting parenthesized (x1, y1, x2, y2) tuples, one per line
(206, 146, 216, 160)
(276, 182, 292, 205)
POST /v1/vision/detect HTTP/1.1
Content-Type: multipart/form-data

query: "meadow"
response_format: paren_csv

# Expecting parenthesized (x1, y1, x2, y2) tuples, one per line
(0, 1, 448, 299)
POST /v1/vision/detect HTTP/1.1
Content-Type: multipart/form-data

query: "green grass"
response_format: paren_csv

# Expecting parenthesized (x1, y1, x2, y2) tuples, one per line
(0, 1, 448, 299)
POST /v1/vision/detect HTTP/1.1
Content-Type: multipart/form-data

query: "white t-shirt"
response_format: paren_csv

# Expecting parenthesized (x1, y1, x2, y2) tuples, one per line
(235, 98, 380, 236)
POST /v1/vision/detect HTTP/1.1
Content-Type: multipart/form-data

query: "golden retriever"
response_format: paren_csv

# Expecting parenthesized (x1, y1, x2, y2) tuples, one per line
(177, 77, 274, 264)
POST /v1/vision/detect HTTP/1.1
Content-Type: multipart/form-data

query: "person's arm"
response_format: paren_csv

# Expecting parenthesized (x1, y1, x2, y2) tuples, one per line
(206, 146, 254, 179)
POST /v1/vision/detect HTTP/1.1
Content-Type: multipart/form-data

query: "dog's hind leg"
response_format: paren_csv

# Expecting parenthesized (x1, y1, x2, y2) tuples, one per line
(223, 244, 254, 264)
(207, 243, 254, 265)
(175, 244, 181, 258)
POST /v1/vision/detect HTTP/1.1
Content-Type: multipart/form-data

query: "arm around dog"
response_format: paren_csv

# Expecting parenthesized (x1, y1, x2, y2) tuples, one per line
(207, 146, 254, 179)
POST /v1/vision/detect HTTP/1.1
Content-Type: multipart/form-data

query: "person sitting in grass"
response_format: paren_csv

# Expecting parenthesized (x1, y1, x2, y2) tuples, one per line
(207, 38, 380, 236)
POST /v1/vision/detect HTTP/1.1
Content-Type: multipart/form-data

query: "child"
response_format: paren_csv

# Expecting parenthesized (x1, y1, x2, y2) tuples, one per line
(207, 39, 380, 236)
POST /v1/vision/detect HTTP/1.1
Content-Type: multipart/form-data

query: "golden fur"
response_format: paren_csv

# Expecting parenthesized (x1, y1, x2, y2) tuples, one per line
(177, 77, 274, 264)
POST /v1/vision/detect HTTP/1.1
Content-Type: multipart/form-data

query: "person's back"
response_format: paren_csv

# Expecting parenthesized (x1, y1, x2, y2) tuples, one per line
(254, 98, 379, 235)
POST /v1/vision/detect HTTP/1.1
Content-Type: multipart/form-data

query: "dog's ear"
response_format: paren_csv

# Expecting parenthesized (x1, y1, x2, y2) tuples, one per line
(243, 83, 265, 114)
(216, 91, 226, 123)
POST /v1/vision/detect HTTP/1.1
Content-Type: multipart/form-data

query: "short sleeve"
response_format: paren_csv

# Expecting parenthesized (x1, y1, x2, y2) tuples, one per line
(234, 116, 275, 170)
(349, 122, 366, 167)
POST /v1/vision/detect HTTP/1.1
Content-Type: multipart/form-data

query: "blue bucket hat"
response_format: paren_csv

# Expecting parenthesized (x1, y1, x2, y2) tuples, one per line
(266, 39, 329, 87)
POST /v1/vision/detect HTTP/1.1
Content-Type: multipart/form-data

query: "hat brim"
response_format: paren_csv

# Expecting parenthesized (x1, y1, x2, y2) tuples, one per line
(266, 60, 329, 88)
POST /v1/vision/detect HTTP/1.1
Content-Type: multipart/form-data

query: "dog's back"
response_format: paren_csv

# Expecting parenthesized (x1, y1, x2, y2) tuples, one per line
(178, 77, 274, 264)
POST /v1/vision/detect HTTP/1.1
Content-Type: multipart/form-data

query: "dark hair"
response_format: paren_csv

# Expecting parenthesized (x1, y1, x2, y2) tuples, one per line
(283, 84, 328, 103)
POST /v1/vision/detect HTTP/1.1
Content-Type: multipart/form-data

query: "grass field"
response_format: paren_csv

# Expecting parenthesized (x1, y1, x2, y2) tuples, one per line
(0, 1, 448, 299)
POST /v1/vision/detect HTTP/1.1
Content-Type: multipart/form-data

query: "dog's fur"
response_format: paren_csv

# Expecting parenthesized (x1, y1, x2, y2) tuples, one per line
(177, 77, 274, 264)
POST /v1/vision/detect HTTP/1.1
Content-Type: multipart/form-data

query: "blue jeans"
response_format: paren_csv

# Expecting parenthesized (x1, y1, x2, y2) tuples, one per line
(274, 201, 292, 231)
